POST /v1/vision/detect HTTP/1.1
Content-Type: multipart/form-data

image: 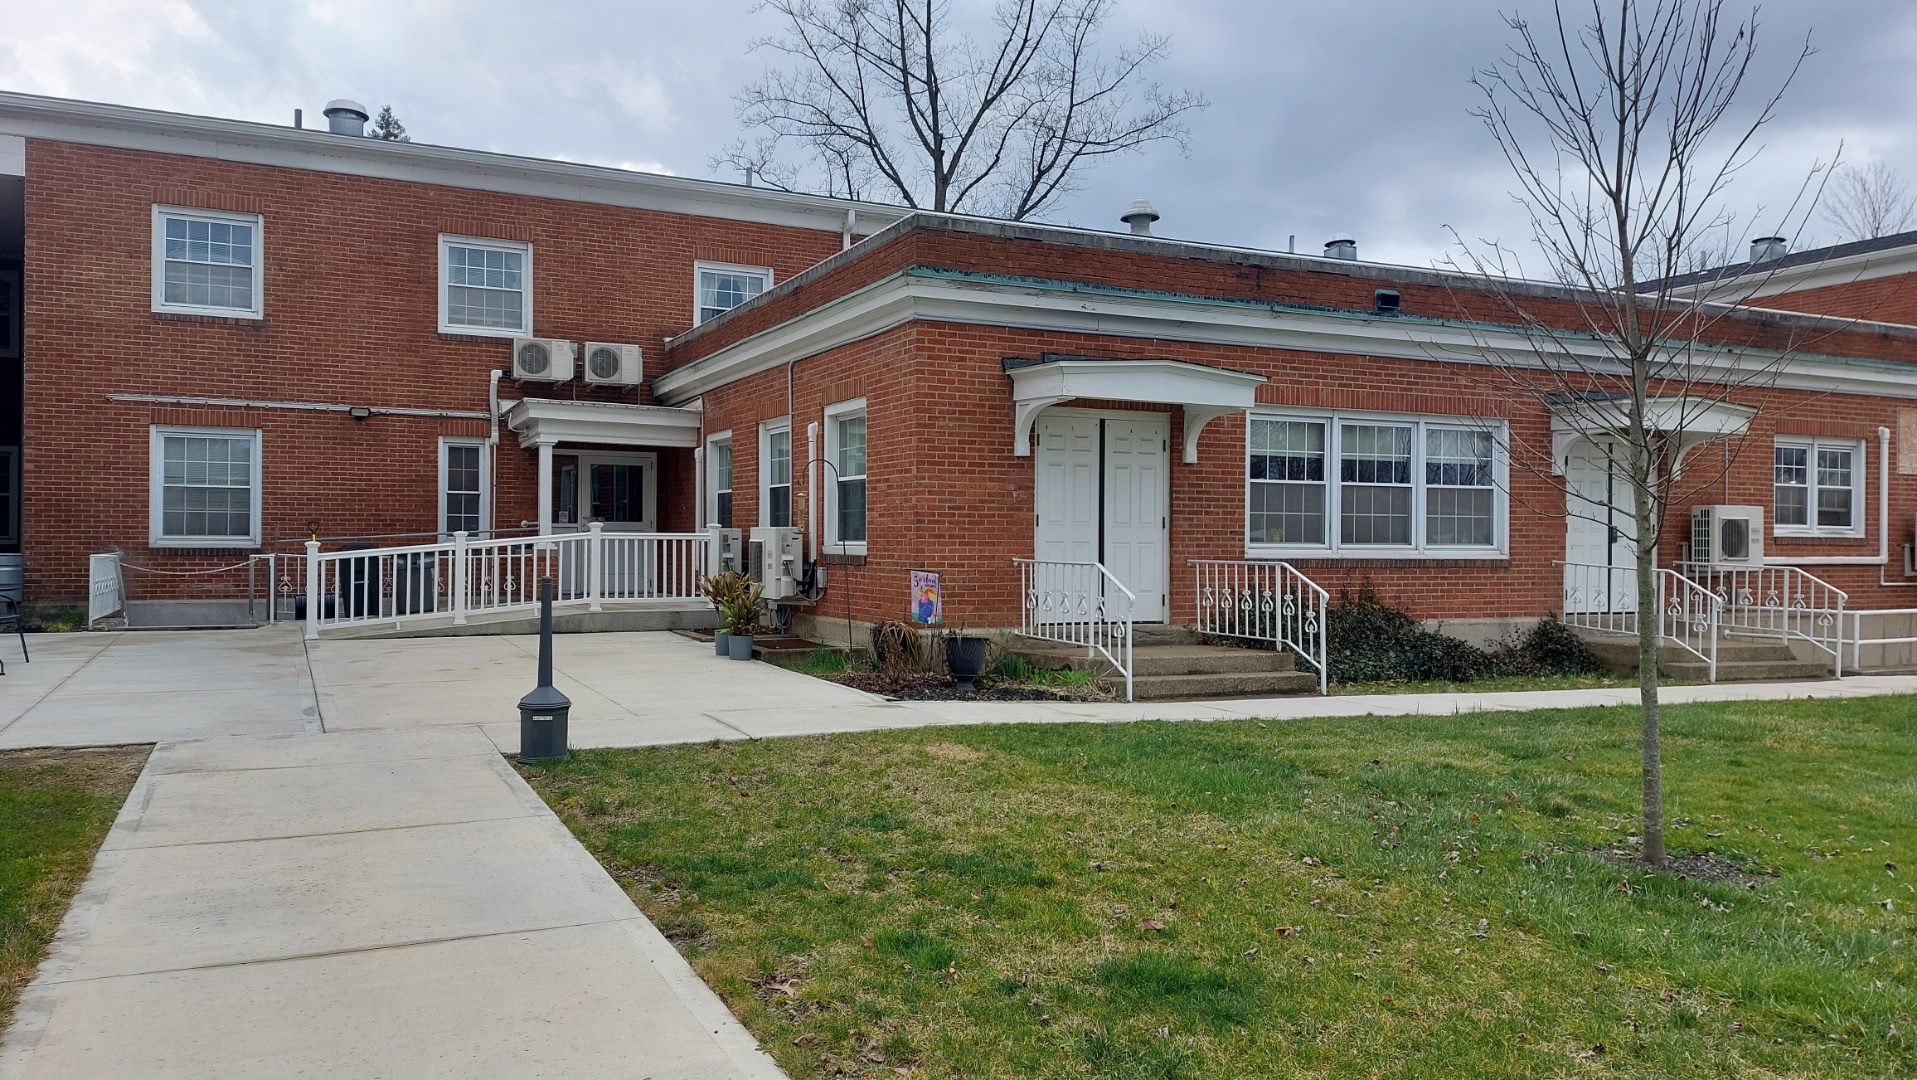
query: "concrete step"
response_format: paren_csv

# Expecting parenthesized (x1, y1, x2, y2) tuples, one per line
(1577, 633, 1827, 679)
(1016, 643, 1294, 677)
(1118, 670, 1322, 700)
(1663, 659, 1838, 682)
(1132, 623, 1204, 646)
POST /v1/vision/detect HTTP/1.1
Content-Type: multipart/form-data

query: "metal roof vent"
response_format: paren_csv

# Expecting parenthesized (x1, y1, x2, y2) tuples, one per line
(1324, 234, 1357, 260)
(1120, 199, 1160, 236)
(1749, 236, 1788, 264)
(1374, 289, 1401, 315)
(323, 99, 369, 137)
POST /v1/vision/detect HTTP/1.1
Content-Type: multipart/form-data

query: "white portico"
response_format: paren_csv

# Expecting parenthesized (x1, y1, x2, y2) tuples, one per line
(505, 399, 703, 535)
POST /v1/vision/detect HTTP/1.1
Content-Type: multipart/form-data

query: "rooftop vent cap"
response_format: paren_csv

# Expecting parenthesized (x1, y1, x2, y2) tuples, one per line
(1374, 289, 1402, 315)
(1750, 236, 1788, 264)
(323, 99, 370, 137)
(1325, 234, 1357, 260)
(1120, 198, 1160, 236)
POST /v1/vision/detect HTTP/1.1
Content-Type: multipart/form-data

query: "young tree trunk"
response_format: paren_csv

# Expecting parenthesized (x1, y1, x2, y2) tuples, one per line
(1633, 446, 1667, 868)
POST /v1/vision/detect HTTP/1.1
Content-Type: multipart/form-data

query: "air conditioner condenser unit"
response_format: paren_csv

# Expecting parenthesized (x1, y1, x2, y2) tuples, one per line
(511, 337, 574, 382)
(1690, 505, 1764, 567)
(707, 526, 743, 577)
(583, 342, 643, 386)
(751, 526, 803, 601)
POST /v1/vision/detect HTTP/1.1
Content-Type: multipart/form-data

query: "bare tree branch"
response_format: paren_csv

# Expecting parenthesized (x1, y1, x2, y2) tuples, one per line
(1820, 161, 1917, 241)
(717, 0, 1206, 219)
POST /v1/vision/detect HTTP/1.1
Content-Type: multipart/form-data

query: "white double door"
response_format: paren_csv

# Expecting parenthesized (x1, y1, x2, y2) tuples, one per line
(1564, 438, 1639, 613)
(1032, 411, 1170, 622)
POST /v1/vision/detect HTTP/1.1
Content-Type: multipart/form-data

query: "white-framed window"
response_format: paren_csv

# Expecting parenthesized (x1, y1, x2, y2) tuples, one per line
(760, 420, 792, 527)
(0, 445, 17, 547)
(1774, 437, 1864, 537)
(439, 235, 532, 336)
(150, 426, 261, 547)
(695, 261, 773, 325)
(439, 439, 488, 538)
(707, 433, 734, 528)
(151, 206, 263, 318)
(824, 398, 867, 553)
(1246, 411, 1505, 558)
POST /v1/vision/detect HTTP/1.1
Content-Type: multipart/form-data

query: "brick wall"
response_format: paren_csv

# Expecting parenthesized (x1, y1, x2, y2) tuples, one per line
(20, 139, 845, 600)
(1752, 270, 1917, 325)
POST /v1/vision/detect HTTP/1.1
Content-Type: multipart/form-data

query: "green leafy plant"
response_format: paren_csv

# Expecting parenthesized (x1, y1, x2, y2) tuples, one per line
(700, 570, 749, 617)
(719, 580, 766, 637)
(1326, 585, 1602, 685)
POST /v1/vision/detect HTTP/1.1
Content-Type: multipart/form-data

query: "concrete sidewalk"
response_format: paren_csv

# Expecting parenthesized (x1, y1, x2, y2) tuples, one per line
(1, 725, 781, 1080)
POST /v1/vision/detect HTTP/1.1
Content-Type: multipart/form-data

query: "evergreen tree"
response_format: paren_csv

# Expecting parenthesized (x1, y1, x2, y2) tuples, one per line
(371, 106, 409, 142)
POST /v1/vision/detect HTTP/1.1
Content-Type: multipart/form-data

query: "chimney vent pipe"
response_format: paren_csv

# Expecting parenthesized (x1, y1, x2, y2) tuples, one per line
(1324, 234, 1357, 260)
(323, 99, 369, 137)
(1749, 236, 1788, 264)
(1120, 198, 1160, 236)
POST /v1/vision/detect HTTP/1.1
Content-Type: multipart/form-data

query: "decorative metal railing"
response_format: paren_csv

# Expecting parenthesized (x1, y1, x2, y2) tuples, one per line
(305, 523, 709, 637)
(1561, 561, 1720, 681)
(1657, 568, 1721, 681)
(1681, 562, 1846, 677)
(1016, 558, 1135, 701)
(1188, 559, 1329, 694)
(1847, 608, 1917, 673)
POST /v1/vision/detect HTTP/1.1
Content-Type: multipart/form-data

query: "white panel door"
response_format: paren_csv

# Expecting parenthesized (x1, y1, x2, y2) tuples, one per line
(1564, 439, 1638, 613)
(1104, 416, 1170, 623)
(1034, 413, 1101, 563)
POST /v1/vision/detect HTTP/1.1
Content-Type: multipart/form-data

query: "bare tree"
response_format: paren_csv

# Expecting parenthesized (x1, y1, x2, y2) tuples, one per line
(1455, 0, 1818, 867)
(1821, 161, 1917, 241)
(718, 0, 1205, 219)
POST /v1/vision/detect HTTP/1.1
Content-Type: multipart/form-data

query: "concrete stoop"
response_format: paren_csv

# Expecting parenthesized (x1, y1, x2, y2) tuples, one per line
(1577, 632, 1835, 682)
(1013, 624, 1319, 700)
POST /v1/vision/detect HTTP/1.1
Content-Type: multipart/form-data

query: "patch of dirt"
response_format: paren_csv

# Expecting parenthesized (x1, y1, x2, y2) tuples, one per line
(1590, 847, 1776, 886)
(0, 746, 150, 792)
(923, 742, 988, 762)
(821, 671, 1111, 702)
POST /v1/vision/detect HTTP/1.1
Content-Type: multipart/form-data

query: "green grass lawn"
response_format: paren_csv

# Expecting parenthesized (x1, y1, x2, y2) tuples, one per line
(1, 747, 147, 1029)
(523, 698, 1917, 1078)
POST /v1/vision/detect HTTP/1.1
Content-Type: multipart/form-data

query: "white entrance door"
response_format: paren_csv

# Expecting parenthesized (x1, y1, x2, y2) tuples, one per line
(1031, 412, 1170, 623)
(552, 452, 658, 596)
(1103, 415, 1169, 622)
(1564, 439, 1638, 613)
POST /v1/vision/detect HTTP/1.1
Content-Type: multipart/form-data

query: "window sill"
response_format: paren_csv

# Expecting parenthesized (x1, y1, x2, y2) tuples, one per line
(438, 326, 525, 341)
(822, 550, 867, 564)
(1246, 547, 1508, 562)
(1772, 531, 1867, 543)
(148, 541, 262, 553)
(152, 309, 265, 324)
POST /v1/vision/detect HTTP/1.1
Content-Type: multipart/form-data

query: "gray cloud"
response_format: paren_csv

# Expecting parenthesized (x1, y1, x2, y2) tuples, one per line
(3, 1, 1911, 269)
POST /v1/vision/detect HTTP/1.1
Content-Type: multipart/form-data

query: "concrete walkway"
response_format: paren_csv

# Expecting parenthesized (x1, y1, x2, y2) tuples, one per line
(2, 626, 1914, 1079)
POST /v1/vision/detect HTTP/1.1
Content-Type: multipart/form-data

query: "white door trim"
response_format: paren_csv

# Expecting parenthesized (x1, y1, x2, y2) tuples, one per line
(565, 450, 658, 532)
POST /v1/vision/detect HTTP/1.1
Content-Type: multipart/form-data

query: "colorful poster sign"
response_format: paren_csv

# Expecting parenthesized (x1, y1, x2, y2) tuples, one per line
(911, 570, 942, 625)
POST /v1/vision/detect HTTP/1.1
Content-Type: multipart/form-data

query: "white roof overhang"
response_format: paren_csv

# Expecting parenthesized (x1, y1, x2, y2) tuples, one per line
(1547, 396, 1756, 475)
(505, 398, 702, 449)
(1005, 357, 1266, 461)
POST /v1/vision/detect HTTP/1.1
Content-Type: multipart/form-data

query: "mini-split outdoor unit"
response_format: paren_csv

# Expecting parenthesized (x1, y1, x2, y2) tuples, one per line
(1690, 505, 1764, 567)
(582, 342, 644, 386)
(511, 337, 574, 382)
(752, 526, 803, 601)
(707, 525, 743, 576)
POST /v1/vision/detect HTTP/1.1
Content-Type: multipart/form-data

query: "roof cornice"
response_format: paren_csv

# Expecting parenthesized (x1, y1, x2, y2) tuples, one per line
(651, 267, 1917, 405)
(0, 91, 909, 234)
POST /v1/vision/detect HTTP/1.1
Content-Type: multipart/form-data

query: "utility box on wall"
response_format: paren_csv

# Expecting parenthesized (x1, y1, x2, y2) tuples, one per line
(752, 526, 803, 600)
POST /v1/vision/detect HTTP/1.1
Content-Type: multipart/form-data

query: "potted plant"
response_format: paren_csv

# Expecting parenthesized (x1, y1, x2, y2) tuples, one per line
(721, 580, 765, 660)
(944, 626, 990, 693)
(701, 571, 747, 656)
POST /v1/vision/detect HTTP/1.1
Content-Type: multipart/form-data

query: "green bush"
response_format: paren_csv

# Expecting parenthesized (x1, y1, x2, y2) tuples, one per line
(1326, 585, 1601, 685)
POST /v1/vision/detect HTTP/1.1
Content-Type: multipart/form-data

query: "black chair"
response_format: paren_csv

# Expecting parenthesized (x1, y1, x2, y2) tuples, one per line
(0, 596, 24, 676)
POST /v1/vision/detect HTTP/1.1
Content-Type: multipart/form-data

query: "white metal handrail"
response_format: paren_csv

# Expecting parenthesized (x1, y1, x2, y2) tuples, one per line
(305, 524, 709, 637)
(1682, 562, 1846, 677)
(1848, 608, 1917, 672)
(1016, 558, 1135, 701)
(1189, 559, 1329, 694)
(1560, 561, 1721, 681)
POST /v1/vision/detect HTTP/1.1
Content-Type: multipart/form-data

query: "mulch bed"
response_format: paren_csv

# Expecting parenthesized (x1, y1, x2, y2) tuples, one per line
(1591, 847, 1776, 886)
(821, 670, 1111, 702)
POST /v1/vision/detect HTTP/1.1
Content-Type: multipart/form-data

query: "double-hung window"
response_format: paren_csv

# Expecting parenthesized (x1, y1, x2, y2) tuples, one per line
(439, 236, 532, 336)
(150, 427, 261, 547)
(1774, 438, 1863, 536)
(152, 207, 263, 317)
(825, 401, 868, 551)
(708, 436, 733, 528)
(762, 422, 792, 528)
(439, 440, 487, 537)
(695, 262, 772, 324)
(1246, 413, 1504, 557)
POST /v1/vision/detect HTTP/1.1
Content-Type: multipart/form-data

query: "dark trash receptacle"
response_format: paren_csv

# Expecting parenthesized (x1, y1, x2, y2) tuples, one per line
(392, 551, 436, 615)
(339, 543, 378, 618)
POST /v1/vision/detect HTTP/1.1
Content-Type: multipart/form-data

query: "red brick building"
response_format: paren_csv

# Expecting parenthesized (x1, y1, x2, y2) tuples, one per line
(3, 91, 1914, 671)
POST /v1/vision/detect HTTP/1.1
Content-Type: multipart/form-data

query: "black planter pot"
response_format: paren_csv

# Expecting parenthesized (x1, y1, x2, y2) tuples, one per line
(946, 635, 990, 693)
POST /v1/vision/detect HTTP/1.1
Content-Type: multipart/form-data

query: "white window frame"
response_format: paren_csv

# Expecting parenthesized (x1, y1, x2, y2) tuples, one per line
(706, 430, 734, 529)
(438, 438, 490, 538)
(694, 260, 774, 325)
(438, 234, 533, 337)
(1773, 436, 1865, 538)
(1245, 409, 1508, 560)
(151, 205, 264, 319)
(823, 397, 868, 556)
(759, 418, 792, 528)
(149, 425, 263, 548)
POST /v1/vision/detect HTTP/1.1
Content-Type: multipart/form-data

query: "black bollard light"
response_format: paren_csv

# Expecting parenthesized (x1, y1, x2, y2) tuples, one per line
(517, 577, 571, 763)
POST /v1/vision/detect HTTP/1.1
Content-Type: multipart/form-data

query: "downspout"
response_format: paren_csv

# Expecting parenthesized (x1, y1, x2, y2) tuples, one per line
(842, 208, 856, 251)
(487, 369, 503, 538)
(1765, 426, 1895, 567)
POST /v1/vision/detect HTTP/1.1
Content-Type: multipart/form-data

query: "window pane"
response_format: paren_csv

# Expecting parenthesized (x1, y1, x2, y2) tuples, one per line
(713, 442, 732, 491)
(161, 215, 257, 311)
(768, 430, 791, 486)
(1774, 485, 1808, 527)
(836, 415, 867, 478)
(697, 269, 767, 323)
(1249, 419, 1324, 481)
(1339, 485, 1412, 545)
(1249, 481, 1325, 545)
(1817, 485, 1853, 528)
(837, 477, 867, 542)
(715, 492, 733, 529)
(767, 484, 791, 528)
(1425, 428, 1493, 486)
(1339, 424, 1413, 484)
(1774, 445, 1808, 486)
(1426, 488, 1494, 546)
(444, 244, 526, 329)
(160, 433, 254, 539)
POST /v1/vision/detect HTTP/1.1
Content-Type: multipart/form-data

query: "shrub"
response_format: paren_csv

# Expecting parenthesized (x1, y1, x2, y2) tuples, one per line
(870, 620, 922, 672)
(1487, 616, 1605, 676)
(1326, 585, 1601, 684)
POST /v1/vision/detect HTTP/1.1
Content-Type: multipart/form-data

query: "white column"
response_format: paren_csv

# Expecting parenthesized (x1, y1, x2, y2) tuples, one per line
(536, 441, 554, 536)
(587, 521, 604, 612)
(304, 540, 322, 640)
(452, 530, 470, 625)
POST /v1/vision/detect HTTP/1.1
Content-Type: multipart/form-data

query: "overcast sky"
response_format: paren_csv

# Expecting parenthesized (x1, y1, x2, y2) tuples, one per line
(5, 1, 1914, 268)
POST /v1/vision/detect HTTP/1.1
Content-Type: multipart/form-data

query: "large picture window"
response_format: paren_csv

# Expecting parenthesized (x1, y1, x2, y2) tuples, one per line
(825, 399, 868, 552)
(150, 427, 261, 547)
(1246, 413, 1504, 557)
(1774, 438, 1863, 536)
(439, 235, 532, 336)
(152, 207, 263, 318)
